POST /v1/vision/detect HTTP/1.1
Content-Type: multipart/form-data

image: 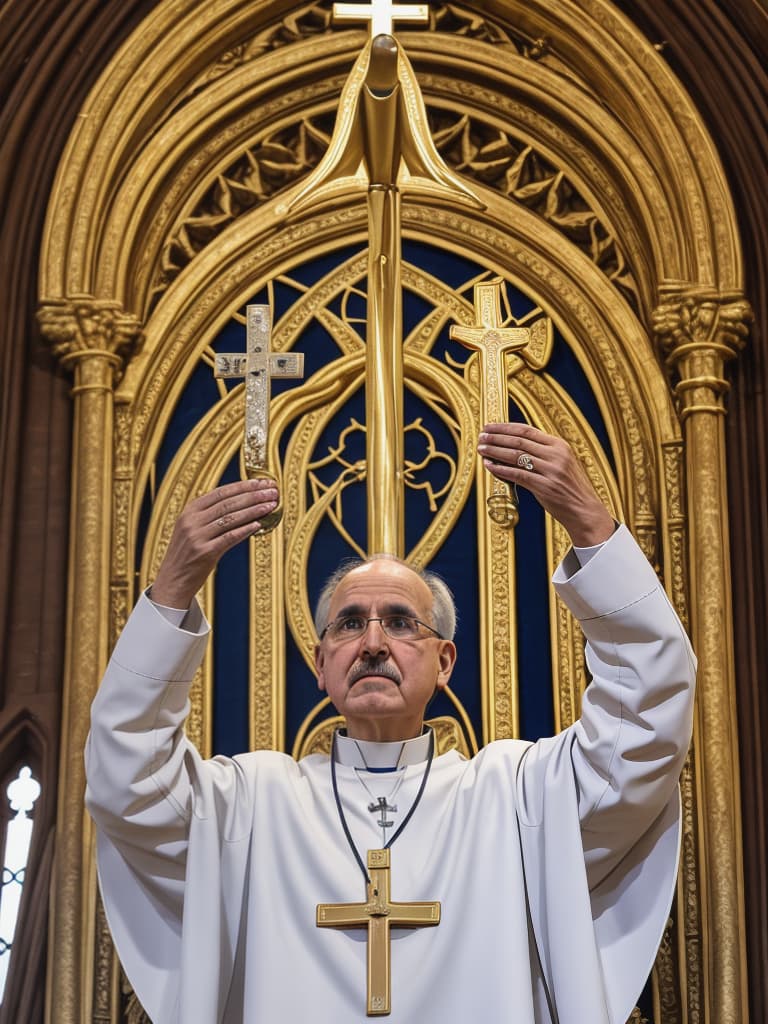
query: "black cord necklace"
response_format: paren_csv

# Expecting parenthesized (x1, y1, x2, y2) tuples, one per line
(330, 729, 435, 884)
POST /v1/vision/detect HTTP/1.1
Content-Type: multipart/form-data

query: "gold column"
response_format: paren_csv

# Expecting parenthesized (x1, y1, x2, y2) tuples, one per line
(653, 284, 752, 1024)
(37, 296, 142, 1024)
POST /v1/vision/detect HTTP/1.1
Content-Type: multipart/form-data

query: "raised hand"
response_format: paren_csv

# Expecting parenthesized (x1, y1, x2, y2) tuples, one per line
(150, 478, 279, 608)
(478, 422, 615, 547)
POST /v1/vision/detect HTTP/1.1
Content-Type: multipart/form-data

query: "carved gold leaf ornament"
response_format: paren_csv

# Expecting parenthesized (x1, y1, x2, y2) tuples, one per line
(37, 296, 143, 381)
(154, 106, 638, 312)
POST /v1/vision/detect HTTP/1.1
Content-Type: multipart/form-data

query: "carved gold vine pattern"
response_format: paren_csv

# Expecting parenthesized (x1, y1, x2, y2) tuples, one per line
(150, 6, 637, 312)
(153, 105, 637, 313)
(487, 524, 515, 738)
(680, 755, 703, 1022)
(627, 1011, 650, 1024)
(655, 919, 682, 1022)
(92, 896, 113, 1022)
(659, 437, 701, 1022)
(120, 969, 150, 1024)
(250, 535, 276, 752)
(185, 2, 542, 103)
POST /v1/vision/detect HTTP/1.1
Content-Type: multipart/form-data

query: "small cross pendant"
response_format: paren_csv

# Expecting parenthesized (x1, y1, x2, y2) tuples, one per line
(368, 796, 397, 828)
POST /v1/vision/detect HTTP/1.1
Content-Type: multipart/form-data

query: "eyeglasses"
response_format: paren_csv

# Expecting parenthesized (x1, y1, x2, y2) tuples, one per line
(319, 614, 443, 643)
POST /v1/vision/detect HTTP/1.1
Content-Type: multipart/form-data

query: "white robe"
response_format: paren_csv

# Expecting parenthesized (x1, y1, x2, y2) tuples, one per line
(85, 526, 696, 1023)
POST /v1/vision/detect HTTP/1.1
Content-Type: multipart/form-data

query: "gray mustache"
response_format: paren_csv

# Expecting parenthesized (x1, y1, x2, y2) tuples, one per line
(349, 660, 402, 686)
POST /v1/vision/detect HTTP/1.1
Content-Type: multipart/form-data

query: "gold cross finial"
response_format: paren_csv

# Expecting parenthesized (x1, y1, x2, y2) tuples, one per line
(317, 849, 440, 1015)
(333, 1, 429, 36)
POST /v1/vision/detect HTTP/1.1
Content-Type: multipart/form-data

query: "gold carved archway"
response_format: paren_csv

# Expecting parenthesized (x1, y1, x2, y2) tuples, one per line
(38, 3, 751, 1021)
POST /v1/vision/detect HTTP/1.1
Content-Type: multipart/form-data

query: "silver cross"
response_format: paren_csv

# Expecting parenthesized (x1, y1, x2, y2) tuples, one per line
(368, 796, 397, 829)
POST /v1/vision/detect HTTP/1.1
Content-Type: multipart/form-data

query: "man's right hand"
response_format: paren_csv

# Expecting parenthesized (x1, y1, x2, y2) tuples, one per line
(150, 478, 279, 609)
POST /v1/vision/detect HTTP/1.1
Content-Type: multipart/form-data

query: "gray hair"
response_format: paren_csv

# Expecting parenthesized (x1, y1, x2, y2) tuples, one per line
(314, 554, 457, 641)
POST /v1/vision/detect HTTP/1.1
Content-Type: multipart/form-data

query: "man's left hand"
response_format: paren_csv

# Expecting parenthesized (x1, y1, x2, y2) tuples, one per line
(478, 422, 615, 547)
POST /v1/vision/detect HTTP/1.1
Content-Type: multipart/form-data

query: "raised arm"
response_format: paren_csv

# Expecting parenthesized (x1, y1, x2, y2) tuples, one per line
(553, 526, 695, 882)
(478, 424, 696, 884)
(85, 478, 279, 895)
(84, 478, 279, 1020)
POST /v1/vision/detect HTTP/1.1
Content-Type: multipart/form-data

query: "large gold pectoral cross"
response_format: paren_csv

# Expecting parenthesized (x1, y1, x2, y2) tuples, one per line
(214, 304, 304, 529)
(316, 849, 440, 1016)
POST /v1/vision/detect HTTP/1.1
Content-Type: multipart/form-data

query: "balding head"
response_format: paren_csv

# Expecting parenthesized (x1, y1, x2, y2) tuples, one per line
(314, 554, 457, 641)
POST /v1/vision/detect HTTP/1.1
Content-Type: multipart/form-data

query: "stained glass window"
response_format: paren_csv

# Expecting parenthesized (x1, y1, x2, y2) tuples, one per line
(0, 765, 40, 1002)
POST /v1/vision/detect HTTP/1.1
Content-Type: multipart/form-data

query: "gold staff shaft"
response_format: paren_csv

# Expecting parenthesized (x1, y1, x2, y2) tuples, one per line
(361, 38, 405, 555)
(366, 184, 404, 554)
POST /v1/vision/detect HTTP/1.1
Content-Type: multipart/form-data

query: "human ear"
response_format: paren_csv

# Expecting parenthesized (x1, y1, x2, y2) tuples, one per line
(435, 640, 456, 690)
(314, 643, 327, 691)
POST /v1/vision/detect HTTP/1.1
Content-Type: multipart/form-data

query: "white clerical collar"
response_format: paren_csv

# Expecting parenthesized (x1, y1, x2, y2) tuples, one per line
(333, 729, 432, 770)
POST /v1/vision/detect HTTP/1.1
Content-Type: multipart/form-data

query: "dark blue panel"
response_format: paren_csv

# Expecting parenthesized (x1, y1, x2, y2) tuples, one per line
(155, 360, 221, 485)
(402, 385, 458, 553)
(212, 456, 251, 757)
(404, 238, 489, 291)
(277, 317, 343, 411)
(547, 334, 615, 473)
(282, 242, 364, 289)
(420, 490, 482, 739)
(402, 287, 435, 331)
(514, 476, 555, 741)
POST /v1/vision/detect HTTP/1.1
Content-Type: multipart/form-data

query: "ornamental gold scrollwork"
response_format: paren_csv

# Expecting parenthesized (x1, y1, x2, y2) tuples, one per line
(654, 918, 682, 1021)
(304, 415, 457, 545)
(679, 753, 703, 1021)
(120, 969, 151, 1024)
(186, 3, 545, 99)
(93, 894, 114, 1021)
(155, 104, 637, 312)
(626, 1010, 649, 1024)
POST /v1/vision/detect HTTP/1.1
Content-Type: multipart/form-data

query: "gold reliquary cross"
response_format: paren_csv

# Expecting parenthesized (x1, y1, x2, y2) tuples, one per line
(450, 278, 552, 528)
(317, 849, 440, 1016)
(214, 304, 304, 530)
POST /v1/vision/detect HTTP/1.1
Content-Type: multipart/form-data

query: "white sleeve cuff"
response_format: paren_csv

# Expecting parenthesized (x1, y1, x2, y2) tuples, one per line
(145, 589, 196, 631)
(572, 539, 606, 568)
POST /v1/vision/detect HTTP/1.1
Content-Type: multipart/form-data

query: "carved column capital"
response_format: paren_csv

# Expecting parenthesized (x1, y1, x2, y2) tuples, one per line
(37, 295, 143, 384)
(652, 284, 752, 420)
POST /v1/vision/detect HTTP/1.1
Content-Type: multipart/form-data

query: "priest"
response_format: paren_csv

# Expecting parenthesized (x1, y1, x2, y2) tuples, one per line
(85, 422, 696, 1023)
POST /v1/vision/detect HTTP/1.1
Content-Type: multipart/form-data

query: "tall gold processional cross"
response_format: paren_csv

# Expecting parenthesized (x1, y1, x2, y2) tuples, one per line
(450, 278, 552, 528)
(214, 304, 304, 529)
(289, 1, 480, 554)
(333, 0, 429, 36)
(317, 848, 440, 1016)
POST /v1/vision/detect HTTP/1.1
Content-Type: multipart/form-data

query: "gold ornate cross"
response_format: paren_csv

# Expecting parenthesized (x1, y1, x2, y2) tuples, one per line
(214, 304, 304, 529)
(317, 848, 440, 1016)
(333, 1, 429, 36)
(450, 278, 552, 528)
